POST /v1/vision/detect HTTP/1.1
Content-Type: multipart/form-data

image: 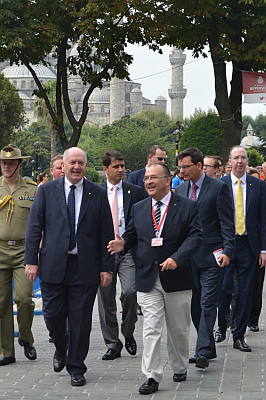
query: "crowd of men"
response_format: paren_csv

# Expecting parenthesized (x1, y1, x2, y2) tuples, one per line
(0, 142, 265, 395)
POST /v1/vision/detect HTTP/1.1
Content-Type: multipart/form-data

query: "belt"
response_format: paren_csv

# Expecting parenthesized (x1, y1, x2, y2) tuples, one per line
(236, 235, 248, 239)
(0, 239, 25, 246)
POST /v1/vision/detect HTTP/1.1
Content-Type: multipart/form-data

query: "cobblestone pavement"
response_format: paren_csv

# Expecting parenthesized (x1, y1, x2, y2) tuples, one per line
(1, 289, 265, 400)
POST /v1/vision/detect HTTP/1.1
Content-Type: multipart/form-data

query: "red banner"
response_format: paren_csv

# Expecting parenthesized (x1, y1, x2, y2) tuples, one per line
(242, 71, 266, 103)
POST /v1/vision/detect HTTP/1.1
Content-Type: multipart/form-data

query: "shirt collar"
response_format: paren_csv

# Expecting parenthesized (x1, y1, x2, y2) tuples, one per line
(106, 179, 123, 191)
(230, 171, 246, 185)
(65, 176, 84, 190)
(190, 172, 205, 189)
(152, 190, 171, 207)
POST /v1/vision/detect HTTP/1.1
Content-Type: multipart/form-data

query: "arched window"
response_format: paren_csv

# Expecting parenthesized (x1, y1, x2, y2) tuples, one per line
(21, 80, 25, 89)
(101, 105, 105, 112)
(89, 105, 94, 112)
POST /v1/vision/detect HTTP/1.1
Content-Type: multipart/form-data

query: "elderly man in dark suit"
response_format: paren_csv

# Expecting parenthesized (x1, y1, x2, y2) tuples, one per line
(98, 150, 144, 361)
(216, 145, 266, 351)
(24, 147, 114, 387)
(175, 147, 235, 369)
(127, 144, 167, 197)
(108, 163, 203, 394)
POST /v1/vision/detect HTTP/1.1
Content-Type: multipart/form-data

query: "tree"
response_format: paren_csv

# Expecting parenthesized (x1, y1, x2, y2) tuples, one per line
(0, 0, 145, 150)
(34, 81, 58, 159)
(0, 72, 26, 149)
(179, 111, 223, 156)
(247, 148, 264, 167)
(133, 0, 266, 161)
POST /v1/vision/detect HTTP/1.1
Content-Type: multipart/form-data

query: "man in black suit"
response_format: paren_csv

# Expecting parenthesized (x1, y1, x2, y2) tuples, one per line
(24, 147, 114, 387)
(175, 147, 235, 369)
(108, 163, 203, 394)
(216, 145, 266, 351)
(127, 144, 167, 197)
(98, 150, 144, 360)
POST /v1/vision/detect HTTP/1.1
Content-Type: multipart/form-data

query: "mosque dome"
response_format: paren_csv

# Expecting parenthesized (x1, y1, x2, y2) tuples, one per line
(81, 87, 110, 103)
(18, 91, 31, 100)
(131, 87, 142, 93)
(2, 64, 56, 79)
(156, 95, 167, 101)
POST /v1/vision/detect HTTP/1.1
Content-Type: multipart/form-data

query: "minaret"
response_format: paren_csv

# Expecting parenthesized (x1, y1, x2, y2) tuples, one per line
(246, 123, 253, 148)
(168, 47, 187, 118)
(110, 77, 126, 124)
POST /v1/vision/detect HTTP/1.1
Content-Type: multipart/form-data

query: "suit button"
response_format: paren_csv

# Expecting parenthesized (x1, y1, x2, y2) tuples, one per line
(155, 261, 157, 265)
(66, 235, 69, 238)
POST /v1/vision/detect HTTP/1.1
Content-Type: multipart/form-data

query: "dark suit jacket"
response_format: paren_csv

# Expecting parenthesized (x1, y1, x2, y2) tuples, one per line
(100, 180, 145, 228)
(127, 167, 148, 198)
(24, 177, 115, 286)
(221, 173, 266, 257)
(122, 192, 203, 293)
(175, 174, 235, 267)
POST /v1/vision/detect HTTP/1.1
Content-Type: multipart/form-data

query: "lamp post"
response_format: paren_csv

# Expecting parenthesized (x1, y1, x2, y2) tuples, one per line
(173, 129, 182, 167)
(31, 159, 36, 180)
(33, 141, 41, 182)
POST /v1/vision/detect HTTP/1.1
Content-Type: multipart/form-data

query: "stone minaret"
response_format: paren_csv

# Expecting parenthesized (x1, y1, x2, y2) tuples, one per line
(246, 123, 253, 148)
(168, 47, 187, 118)
(110, 77, 126, 124)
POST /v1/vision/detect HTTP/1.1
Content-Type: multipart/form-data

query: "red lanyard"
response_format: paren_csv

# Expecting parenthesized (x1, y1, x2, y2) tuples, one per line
(151, 192, 172, 236)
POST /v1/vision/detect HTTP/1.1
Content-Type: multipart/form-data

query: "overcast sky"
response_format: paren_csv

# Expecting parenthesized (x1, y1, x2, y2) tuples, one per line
(127, 44, 266, 121)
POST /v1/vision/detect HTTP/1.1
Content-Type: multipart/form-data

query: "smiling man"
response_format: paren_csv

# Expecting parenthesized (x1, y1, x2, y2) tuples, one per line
(108, 163, 203, 394)
(24, 147, 115, 387)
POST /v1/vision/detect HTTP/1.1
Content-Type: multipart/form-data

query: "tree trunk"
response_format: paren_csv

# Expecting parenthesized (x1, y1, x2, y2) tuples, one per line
(51, 127, 57, 159)
(208, 19, 241, 162)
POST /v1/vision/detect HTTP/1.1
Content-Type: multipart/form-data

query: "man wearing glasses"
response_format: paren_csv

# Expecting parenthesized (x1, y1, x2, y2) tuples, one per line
(203, 155, 220, 178)
(127, 145, 167, 198)
(108, 163, 203, 394)
(175, 147, 235, 369)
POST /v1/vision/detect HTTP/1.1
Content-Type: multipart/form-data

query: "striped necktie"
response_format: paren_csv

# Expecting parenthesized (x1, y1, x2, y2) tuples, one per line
(153, 201, 162, 233)
(111, 185, 119, 235)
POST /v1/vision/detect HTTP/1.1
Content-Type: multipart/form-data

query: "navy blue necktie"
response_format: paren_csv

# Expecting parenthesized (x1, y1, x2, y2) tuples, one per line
(68, 185, 76, 251)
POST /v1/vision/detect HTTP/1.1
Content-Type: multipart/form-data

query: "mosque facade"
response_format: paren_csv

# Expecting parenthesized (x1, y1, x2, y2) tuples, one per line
(0, 46, 186, 126)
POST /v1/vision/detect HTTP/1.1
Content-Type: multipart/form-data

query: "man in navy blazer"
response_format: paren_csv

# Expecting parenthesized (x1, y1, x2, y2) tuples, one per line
(24, 147, 114, 387)
(216, 145, 266, 352)
(108, 163, 203, 394)
(175, 147, 235, 369)
(127, 144, 167, 197)
(98, 150, 144, 361)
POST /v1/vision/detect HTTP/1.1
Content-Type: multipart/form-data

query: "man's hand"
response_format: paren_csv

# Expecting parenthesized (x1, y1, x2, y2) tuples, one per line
(100, 272, 112, 287)
(218, 254, 230, 268)
(259, 253, 266, 268)
(107, 234, 125, 255)
(160, 258, 178, 271)
(25, 264, 38, 283)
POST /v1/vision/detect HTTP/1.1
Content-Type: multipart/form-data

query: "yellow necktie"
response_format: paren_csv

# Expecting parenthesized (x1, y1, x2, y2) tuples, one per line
(235, 179, 245, 235)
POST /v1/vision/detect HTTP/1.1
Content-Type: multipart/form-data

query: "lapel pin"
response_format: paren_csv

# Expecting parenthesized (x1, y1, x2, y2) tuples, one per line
(174, 203, 176, 206)
(128, 190, 131, 193)
(89, 192, 91, 195)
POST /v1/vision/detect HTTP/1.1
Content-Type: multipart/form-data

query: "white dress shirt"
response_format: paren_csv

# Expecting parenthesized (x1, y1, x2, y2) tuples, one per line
(106, 179, 125, 236)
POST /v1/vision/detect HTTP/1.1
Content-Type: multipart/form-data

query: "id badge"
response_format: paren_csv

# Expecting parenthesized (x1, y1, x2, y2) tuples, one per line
(151, 238, 163, 247)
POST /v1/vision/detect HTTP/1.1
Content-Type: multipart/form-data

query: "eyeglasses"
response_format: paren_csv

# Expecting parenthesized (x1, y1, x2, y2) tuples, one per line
(203, 165, 215, 169)
(143, 175, 168, 182)
(179, 164, 194, 170)
(153, 156, 168, 161)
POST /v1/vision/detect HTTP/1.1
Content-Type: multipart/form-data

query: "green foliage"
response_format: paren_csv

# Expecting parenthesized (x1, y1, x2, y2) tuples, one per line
(0, 72, 26, 149)
(84, 167, 100, 183)
(247, 148, 264, 167)
(179, 111, 223, 156)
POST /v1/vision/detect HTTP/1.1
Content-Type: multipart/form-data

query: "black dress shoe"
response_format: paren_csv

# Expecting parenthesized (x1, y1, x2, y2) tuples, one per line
(195, 355, 209, 369)
(0, 357, 16, 366)
(215, 327, 226, 343)
(173, 371, 187, 382)
(18, 338, 37, 360)
(53, 349, 67, 372)
(189, 355, 196, 363)
(249, 325, 259, 332)
(136, 304, 143, 316)
(139, 378, 159, 394)
(125, 337, 137, 355)
(71, 374, 86, 386)
(102, 348, 121, 360)
(233, 339, 251, 352)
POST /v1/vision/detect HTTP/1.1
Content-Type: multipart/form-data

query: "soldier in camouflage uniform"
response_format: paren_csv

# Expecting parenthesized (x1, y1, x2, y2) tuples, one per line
(0, 144, 38, 366)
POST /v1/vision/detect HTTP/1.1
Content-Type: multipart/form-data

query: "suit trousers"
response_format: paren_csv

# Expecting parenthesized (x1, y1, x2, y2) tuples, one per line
(98, 250, 137, 352)
(191, 265, 225, 358)
(0, 242, 34, 358)
(218, 236, 256, 341)
(249, 257, 265, 327)
(40, 255, 98, 375)
(138, 273, 192, 383)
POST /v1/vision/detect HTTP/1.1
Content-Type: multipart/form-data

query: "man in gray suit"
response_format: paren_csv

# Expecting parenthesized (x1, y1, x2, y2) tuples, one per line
(98, 150, 144, 360)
